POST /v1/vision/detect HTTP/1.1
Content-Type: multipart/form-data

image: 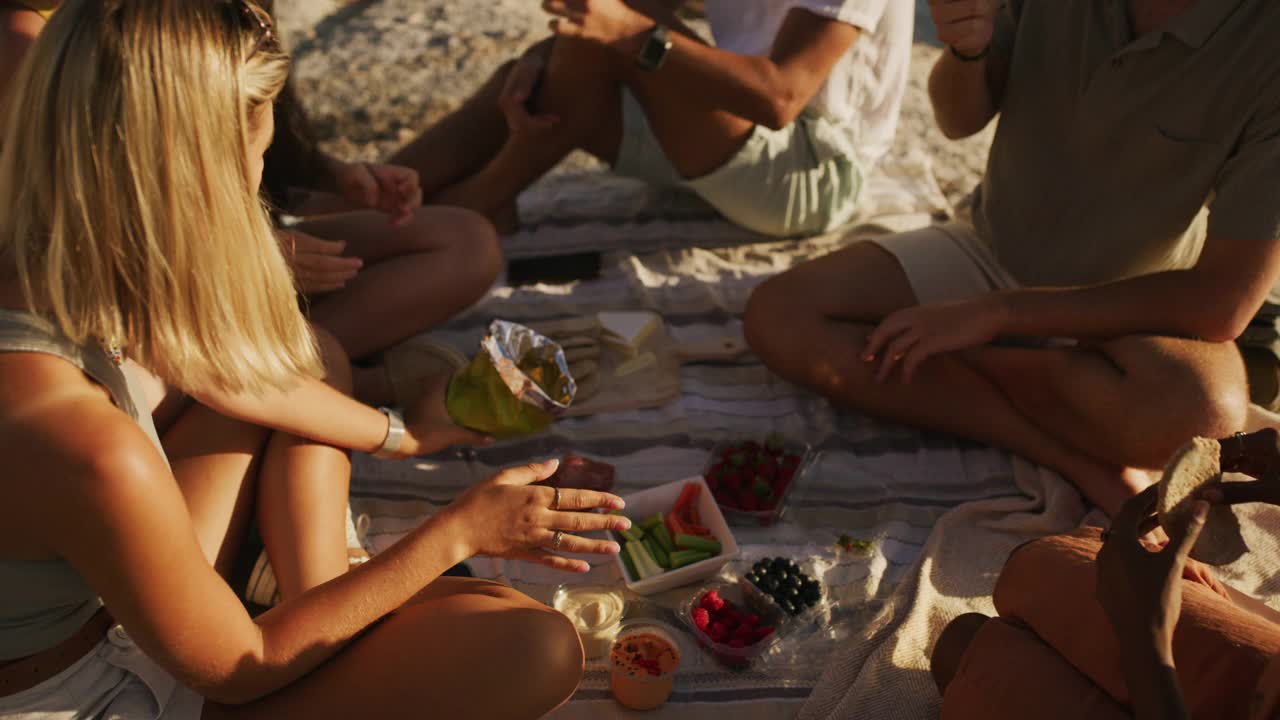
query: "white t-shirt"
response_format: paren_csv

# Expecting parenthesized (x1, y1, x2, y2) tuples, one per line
(703, 0, 913, 170)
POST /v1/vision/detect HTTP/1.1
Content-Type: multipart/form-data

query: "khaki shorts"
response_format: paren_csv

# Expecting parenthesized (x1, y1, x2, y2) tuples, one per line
(868, 222, 1078, 349)
(614, 91, 863, 238)
(869, 222, 1021, 304)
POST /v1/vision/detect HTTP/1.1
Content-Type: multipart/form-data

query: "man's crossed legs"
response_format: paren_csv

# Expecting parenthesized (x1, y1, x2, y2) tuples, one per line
(744, 227, 1249, 516)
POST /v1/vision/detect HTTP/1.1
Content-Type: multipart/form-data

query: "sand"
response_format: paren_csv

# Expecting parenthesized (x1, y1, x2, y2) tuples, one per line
(271, 0, 993, 210)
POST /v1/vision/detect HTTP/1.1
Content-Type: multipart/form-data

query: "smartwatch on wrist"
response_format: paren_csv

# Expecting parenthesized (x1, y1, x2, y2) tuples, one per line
(374, 407, 406, 459)
(636, 23, 673, 72)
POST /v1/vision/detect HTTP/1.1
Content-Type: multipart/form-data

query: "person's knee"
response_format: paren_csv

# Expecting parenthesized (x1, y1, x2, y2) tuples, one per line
(508, 606, 584, 712)
(744, 271, 808, 365)
(1171, 346, 1248, 438)
(312, 325, 354, 396)
(931, 613, 990, 694)
(547, 34, 614, 72)
(447, 583, 584, 708)
(403, 206, 501, 294)
(452, 208, 502, 291)
(539, 35, 621, 115)
(1107, 337, 1248, 445)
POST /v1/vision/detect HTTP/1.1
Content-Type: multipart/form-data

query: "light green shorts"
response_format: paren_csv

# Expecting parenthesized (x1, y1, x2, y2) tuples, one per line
(614, 91, 863, 238)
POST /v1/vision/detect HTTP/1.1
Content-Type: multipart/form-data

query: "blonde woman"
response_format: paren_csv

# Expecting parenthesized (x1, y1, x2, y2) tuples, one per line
(0, 3, 628, 718)
(1, 0, 404, 607)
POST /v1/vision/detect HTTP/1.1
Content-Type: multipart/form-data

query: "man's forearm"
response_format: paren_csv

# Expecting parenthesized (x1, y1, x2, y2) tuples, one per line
(638, 38, 796, 129)
(928, 50, 999, 140)
(612, 12, 857, 132)
(996, 269, 1258, 343)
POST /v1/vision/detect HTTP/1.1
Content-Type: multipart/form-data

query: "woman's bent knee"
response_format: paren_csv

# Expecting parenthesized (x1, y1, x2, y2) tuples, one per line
(453, 208, 502, 291)
(417, 206, 502, 294)
(932, 613, 990, 694)
(503, 605, 584, 713)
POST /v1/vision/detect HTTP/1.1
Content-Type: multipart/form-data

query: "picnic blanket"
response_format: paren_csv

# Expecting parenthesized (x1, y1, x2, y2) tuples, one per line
(349, 155, 1280, 719)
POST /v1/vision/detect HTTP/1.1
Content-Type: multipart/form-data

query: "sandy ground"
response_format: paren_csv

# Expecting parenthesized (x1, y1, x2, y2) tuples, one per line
(273, 0, 993, 208)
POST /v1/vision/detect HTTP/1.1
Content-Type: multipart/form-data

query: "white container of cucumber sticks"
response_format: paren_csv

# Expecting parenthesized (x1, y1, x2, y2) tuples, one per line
(613, 476, 740, 596)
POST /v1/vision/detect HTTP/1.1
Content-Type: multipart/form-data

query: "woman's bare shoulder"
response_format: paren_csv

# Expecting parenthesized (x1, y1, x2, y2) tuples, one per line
(0, 352, 168, 556)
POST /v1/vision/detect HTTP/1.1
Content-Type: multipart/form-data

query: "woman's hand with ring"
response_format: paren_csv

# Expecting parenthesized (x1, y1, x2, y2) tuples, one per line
(441, 459, 630, 573)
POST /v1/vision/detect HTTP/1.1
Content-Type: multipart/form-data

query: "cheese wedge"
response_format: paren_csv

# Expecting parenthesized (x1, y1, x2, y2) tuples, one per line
(614, 351, 657, 378)
(597, 311, 659, 358)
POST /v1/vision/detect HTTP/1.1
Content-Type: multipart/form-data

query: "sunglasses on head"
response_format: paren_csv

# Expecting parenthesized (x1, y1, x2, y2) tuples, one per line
(225, 0, 277, 59)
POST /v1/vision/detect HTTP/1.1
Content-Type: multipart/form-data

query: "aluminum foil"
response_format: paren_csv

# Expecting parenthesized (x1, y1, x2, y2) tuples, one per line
(484, 319, 576, 414)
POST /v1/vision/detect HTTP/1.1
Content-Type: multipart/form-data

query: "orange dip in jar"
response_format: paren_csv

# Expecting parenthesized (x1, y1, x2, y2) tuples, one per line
(609, 624, 681, 711)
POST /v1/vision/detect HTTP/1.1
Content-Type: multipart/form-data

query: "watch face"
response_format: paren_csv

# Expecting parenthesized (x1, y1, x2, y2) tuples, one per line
(638, 24, 672, 71)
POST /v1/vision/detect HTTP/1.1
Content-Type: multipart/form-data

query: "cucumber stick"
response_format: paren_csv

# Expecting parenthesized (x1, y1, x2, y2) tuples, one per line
(625, 540, 663, 579)
(674, 533, 722, 555)
(668, 549, 712, 569)
(620, 543, 640, 580)
(639, 512, 665, 532)
(644, 536, 670, 569)
(652, 523, 676, 553)
(619, 526, 645, 544)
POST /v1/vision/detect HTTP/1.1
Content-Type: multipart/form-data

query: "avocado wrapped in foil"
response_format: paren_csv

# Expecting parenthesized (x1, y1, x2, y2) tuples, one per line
(445, 320, 576, 438)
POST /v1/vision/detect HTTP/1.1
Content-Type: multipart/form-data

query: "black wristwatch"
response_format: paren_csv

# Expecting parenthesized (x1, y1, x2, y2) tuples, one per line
(636, 24, 673, 72)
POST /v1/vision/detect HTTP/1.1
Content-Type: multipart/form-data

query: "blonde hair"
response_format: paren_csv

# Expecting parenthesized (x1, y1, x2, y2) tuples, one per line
(0, 0, 320, 394)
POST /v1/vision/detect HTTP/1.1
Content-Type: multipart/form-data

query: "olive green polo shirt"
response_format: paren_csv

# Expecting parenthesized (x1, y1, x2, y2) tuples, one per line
(970, 0, 1280, 288)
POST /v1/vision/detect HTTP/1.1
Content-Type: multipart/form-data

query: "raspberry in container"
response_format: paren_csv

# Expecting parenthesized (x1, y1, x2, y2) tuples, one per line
(677, 582, 783, 670)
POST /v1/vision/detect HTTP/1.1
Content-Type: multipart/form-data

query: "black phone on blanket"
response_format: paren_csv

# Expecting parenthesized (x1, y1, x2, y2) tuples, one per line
(507, 252, 603, 286)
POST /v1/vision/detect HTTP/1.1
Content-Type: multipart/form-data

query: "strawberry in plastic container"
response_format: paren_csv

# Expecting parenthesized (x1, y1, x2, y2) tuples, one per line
(704, 434, 806, 526)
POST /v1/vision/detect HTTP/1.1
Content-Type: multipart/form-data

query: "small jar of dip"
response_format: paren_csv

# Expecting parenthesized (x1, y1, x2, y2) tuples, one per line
(609, 621, 681, 711)
(552, 585, 625, 660)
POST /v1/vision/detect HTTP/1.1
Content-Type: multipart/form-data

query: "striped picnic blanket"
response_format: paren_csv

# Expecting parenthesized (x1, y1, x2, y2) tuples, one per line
(349, 157, 1280, 719)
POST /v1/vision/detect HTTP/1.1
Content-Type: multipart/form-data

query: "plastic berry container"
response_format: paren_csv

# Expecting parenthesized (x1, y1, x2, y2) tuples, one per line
(677, 581, 783, 670)
(738, 556, 829, 630)
(701, 437, 814, 527)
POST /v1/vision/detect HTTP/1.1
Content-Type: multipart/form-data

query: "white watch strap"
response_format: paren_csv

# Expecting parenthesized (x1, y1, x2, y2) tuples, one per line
(374, 407, 406, 459)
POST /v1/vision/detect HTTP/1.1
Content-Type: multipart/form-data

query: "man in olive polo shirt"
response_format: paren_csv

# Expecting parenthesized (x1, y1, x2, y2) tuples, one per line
(744, 0, 1280, 517)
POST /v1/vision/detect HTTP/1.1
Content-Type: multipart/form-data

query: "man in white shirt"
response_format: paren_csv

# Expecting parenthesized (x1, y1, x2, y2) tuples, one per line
(394, 0, 913, 237)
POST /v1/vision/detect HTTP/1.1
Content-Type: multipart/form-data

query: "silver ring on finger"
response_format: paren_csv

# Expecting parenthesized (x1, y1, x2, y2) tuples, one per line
(551, 530, 565, 550)
(551, 486, 561, 511)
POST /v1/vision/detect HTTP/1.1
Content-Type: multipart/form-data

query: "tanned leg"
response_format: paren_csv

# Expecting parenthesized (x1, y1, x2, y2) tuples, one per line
(254, 327, 355, 601)
(431, 28, 756, 225)
(390, 0, 704, 206)
(744, 242, 1249, 517)
(164, 403, 271, 577)
(389, 58, 522, 200)
(203, 578, 585, 720)
(932, 613, 991, 694)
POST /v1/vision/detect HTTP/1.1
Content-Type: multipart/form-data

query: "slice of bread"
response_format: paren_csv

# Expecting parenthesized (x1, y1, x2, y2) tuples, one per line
(1156, 437, 1248, 566)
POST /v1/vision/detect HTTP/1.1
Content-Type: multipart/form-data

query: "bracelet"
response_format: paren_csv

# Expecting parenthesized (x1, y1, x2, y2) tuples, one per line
(950, 44, 991, 63)
(374, 407, 406, 459)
